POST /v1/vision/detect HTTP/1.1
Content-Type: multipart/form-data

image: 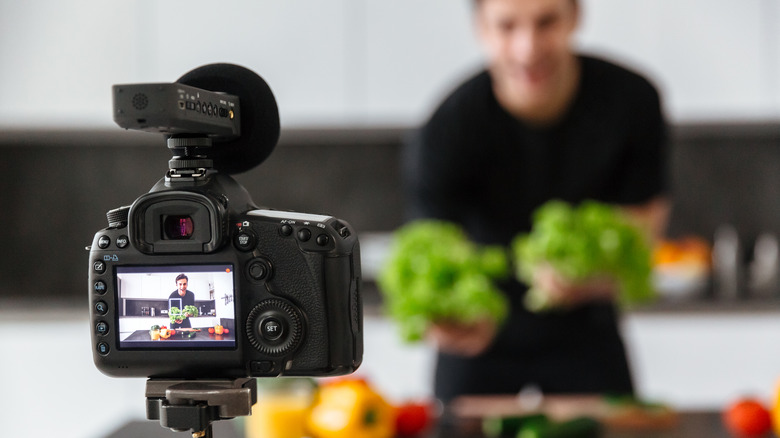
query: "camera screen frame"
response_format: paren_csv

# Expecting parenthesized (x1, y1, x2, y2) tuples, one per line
(114, 264, 237, 350)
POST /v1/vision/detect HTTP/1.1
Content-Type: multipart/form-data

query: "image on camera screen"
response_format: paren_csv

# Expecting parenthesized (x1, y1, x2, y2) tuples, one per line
(115, 264, 236, 349)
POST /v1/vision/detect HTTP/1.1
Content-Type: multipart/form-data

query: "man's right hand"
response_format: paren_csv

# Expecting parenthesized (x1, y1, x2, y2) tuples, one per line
(427, 318, 497, 357)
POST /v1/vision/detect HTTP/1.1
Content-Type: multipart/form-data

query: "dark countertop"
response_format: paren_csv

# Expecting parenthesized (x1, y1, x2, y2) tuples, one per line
(108, 411, 730, 438)
(124, 329, 235, 343)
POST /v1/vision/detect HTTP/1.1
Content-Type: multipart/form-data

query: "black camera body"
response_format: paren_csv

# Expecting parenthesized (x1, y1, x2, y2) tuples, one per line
(88, 64, 363, 379)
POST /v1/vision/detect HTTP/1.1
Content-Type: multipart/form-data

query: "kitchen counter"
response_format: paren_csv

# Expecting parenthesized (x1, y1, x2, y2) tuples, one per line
(107, 411, 730, 438)
(435, 411, 729, 438)
(123, 329, 234, 347)
(118, 316, 222, 334)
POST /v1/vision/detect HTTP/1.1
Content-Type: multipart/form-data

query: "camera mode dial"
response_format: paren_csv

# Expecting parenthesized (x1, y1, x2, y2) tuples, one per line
(246, 299, 303, 356)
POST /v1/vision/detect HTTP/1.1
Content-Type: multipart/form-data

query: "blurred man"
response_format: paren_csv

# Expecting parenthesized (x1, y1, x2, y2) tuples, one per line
(404, 0, 669, 402)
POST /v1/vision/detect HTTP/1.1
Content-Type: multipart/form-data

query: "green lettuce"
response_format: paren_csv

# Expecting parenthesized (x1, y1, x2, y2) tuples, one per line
(512, 200, 655, 311)
(378, 220, 510, 342)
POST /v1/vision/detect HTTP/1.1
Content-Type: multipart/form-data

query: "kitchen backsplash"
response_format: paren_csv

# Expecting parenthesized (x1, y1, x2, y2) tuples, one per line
(1, 124, 778, 303)
(122, 299, 216, 317)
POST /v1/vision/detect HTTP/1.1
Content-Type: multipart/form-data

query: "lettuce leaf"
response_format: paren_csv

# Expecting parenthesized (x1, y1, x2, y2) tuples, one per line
(512, 200, 655, 311)
(378, 220, 510, 342)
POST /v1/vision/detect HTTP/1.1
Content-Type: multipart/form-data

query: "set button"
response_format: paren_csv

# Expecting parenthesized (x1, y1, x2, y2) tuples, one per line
(261, 317, 283, 341)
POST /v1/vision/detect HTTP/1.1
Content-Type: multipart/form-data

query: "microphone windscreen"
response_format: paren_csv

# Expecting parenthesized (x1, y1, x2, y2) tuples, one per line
(177, 63, 280, 174)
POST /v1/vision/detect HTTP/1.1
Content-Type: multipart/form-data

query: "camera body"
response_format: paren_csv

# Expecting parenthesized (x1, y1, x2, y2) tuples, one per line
(89, 172, 363, 378)
(89, 65, 363, 379)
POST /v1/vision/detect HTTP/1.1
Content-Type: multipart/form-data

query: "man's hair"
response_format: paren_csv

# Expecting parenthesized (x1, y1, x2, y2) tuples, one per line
(175, 274, 188, 283)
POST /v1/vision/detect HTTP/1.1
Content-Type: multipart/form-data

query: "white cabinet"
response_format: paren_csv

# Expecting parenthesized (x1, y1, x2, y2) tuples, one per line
(1, 1, 778, 126)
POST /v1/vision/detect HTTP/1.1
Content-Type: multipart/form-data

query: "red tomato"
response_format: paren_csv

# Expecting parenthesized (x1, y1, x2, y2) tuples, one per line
(395, 402, 432, 436)
(723, 398, 771, 437)
(223, 328, 229, 334)
(208, 328, 215, 334)
(169, 329, 176, 336)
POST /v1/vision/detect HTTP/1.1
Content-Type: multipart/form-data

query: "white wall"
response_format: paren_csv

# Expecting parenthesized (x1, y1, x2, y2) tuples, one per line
(1, 0, 778, 128)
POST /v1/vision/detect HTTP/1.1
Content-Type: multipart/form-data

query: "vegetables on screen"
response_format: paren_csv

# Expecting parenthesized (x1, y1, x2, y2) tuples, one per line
(512, 200, 655, 311)
(378, 220, 510, 342)
(169, 305, 199, 324)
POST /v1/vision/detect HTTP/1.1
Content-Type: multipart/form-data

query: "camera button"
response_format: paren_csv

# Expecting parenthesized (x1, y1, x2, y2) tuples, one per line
(297, 228, 311, 242)
(248, 260, 270, 281)
(95, 301, 109, 316)
(98, 235, 111, 249)
(94, 280, 107, 295)
(96, 321, 109, 336)
(261, 318, 284, 341)
(93, 260, 107, 274)
(316, 234, 329, 246)
(250, 361, 277, 375)
(280, 224, 293, 236)
(235, 231, 256, 251)
(96, 342, 110, 356)
(116, 235, 129, 248)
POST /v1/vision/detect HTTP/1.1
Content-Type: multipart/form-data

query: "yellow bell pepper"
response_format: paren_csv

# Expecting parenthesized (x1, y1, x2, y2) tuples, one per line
(306, 379, 395, 438)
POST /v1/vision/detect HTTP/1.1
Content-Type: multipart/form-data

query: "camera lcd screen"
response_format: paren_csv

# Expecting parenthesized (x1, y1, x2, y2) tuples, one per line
(116, 264, 236, 349)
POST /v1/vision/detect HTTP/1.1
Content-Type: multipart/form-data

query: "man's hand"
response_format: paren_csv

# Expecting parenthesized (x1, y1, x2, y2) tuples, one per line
(427, 318, 497, 357)
(531, 264, 617, 309)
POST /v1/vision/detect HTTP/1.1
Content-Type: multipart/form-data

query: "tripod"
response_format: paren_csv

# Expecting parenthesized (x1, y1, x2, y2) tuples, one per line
(145, 378, 257, 438)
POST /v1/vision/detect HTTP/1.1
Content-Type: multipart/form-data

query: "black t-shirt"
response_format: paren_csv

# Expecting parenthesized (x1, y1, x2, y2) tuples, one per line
(403, 56, 667, 401)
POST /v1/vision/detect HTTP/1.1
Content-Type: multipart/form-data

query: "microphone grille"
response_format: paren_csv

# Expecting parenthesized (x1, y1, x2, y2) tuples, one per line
(132, 93, 148, 110)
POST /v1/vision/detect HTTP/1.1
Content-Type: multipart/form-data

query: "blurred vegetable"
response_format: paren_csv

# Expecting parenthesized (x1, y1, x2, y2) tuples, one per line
(394, 401, 434, 436)
(723, 398, 771, 438)
(378, 220, 510, 342)
(519, 416, 601, 438)
(512, 200, 654, 311)
(306, 378, 395, 438)
(482, 413, 548, 437)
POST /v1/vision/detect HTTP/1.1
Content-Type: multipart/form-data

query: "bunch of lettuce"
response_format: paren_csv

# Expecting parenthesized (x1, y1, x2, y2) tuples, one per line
(378, 220, 510, 342)
(512, 200, 654, 311)
(169, 305, 199, 324)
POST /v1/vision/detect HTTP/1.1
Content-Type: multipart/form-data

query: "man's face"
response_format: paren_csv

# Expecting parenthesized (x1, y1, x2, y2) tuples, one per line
(176, 279, 188, 296)
(476, 0, 578, 101)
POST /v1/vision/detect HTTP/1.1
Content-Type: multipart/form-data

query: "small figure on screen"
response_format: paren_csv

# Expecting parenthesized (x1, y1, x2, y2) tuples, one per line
(169, 273, 196, 329)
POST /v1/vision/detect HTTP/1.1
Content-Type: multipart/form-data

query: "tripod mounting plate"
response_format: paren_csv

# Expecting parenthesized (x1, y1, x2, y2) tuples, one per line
(146, 378, 258, 435)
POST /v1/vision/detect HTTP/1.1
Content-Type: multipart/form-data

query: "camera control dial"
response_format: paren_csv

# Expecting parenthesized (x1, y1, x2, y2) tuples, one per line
(246, 299, 303, 356)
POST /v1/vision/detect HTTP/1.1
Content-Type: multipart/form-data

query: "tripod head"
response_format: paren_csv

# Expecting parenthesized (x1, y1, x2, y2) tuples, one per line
(145, 378, 257, 437)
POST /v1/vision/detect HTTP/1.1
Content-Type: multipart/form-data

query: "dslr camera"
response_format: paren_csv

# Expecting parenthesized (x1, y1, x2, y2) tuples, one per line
(88, 64, 363, 379)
